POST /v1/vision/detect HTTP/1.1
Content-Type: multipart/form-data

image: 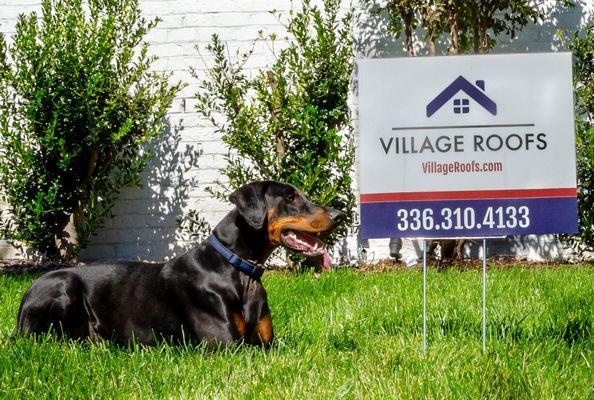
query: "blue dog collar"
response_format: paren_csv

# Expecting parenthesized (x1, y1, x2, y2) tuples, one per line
(209, 235, 265, 279)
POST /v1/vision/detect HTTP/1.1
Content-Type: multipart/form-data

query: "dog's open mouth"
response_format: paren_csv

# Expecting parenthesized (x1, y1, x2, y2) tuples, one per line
(280, 230, 331, 269)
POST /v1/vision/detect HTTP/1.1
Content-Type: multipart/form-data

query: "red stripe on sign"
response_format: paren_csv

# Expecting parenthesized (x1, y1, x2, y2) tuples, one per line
(360, 188, 577, 203)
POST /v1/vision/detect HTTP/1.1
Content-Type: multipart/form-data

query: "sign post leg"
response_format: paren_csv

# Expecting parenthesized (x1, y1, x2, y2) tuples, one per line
(423, 239, 427, 354)
(482, 238, 487, 352)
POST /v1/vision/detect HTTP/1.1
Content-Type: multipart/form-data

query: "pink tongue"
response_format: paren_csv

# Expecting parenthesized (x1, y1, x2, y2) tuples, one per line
(322, 249, 331, 270)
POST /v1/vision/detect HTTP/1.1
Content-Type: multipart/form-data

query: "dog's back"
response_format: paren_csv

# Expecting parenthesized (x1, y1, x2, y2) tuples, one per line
(15, 261, 169, 343)
(16, 269, 89, 338)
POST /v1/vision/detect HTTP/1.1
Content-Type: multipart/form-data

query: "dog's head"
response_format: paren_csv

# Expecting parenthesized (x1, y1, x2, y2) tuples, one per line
(229, 181, 345, 267)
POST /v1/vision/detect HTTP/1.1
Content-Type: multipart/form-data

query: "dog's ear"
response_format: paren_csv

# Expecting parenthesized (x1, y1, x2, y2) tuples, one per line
(229, 182, 270, 230)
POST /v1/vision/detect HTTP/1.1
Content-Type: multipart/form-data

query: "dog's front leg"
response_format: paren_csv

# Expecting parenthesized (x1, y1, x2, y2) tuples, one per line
(248, 309, 273, 346)
(242, 279, 274, 347)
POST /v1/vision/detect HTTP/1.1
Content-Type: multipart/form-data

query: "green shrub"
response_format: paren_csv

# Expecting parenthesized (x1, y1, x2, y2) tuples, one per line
(0, 0, 181, 261)
(189, 0, 356, 260)
(569, 25, 594, 253)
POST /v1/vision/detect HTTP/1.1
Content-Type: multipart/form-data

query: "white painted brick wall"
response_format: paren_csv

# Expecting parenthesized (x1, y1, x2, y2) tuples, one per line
(0, 0, 592, 262)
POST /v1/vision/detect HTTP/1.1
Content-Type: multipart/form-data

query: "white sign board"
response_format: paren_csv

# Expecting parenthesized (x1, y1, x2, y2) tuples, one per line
(358, 53, 577, 239)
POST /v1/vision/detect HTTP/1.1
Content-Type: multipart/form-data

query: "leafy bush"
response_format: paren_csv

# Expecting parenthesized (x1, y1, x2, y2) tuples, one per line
(190, 0, 356, 258)
(569, 25, 594, 253)
(176, 209, 212, 248)
(0, 0, 181, 260)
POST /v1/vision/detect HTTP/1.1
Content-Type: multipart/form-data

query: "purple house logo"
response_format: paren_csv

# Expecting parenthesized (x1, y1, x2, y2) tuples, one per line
(426, 76, 497, 117)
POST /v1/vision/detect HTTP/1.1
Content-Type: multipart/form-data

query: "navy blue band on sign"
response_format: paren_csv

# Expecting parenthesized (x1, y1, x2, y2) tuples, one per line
(209, 235, 264, 279)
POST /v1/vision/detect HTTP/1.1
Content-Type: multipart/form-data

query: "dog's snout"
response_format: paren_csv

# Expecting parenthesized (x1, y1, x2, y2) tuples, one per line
(326, 208, 346, 224)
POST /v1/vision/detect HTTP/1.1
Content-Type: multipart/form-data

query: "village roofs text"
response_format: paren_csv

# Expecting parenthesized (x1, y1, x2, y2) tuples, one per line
(379, 132, 547, 154)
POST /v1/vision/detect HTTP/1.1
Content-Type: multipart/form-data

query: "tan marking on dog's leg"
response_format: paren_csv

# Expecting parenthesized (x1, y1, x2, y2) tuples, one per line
(233, 313, 247, 338)
(249, 313, 273, 346)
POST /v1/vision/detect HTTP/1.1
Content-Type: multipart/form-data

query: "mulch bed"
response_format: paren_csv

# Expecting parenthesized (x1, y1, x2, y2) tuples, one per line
(357, 257, 592, 273)
(0, 260, 74, 276)
(1, 257, 591, 276)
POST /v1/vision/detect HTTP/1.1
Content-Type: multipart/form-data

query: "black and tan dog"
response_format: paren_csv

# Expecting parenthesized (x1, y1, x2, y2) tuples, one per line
(14, 181, 344, 347)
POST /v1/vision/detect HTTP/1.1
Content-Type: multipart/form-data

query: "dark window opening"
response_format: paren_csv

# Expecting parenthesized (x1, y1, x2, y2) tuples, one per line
(453, 98, 469, 114)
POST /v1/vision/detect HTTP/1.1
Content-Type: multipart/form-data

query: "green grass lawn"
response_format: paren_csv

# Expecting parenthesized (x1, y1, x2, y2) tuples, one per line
(0, 266, 593, 399)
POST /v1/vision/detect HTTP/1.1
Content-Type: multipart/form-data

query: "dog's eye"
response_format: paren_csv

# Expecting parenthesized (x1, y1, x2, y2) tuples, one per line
(286, 193, 296, 203)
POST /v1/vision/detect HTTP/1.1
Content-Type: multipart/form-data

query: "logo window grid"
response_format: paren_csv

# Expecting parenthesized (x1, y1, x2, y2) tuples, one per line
(453, 98, 470, 114)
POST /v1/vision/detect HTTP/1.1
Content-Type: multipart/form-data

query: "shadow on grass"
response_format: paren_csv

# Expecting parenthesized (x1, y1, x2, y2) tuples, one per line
(4, 326, 284, 357)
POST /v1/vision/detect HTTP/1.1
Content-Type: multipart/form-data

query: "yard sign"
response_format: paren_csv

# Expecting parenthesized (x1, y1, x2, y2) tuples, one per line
(358, 53, 578, 239)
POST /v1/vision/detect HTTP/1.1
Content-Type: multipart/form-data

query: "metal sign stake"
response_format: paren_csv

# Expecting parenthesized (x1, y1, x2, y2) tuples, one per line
(422, 238, 489, 354)
(422, 239, 427, 354)
(482, 238, 487, 352)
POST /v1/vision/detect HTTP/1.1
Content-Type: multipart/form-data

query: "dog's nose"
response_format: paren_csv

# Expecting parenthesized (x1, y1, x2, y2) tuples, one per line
(327, 208, 346, 224)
